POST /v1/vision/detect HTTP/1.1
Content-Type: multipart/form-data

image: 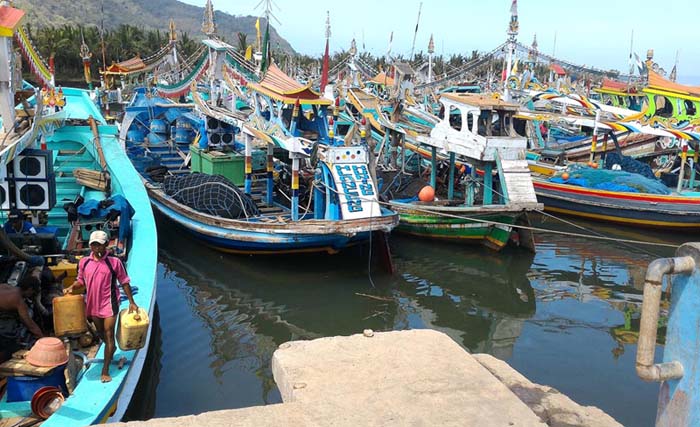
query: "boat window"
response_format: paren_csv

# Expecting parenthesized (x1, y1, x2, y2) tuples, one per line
(684, 100, 697, 116)
(449, 106, 462, 131)
(654, 95, 674, 118)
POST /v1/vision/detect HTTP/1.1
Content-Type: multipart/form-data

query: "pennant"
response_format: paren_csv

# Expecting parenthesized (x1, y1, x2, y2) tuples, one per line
(510, 0, 517, 15)
(245, 45, 252, 61)
(255, 18, 261, 50)
(320, 38, 330, 93)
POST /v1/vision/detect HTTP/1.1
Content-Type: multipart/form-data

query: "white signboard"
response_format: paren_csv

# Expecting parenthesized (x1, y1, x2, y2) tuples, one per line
(330, 163, 381, 220)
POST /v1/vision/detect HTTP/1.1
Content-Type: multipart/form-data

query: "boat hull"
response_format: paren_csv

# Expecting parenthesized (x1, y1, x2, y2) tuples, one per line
(148, 185, 398, 255)
(534, 180, 700, 229)
(389, 202, 529, 251)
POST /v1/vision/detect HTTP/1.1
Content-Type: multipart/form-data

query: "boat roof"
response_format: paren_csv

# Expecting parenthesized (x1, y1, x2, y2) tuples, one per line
(440, 93, 519, 111)
(594, 78, 641, 96)
(368, 72, 395, 86)
(549, 63, 566, 76)
(103, 56, 147, 75)
(247, 64, 330, 105)
(645, 69, 700, 98)
(0, 5, 24, 36)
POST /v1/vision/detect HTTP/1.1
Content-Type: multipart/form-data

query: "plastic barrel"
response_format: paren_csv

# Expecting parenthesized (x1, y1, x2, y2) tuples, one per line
(150, 119, 168, 134)
(174, 126, 194, 145)
(126, 129, 146, 145)
(148, 132, 166, 144)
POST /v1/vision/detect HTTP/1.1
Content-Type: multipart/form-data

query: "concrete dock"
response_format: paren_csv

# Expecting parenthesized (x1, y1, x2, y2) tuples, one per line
(114, 329, 621, 426)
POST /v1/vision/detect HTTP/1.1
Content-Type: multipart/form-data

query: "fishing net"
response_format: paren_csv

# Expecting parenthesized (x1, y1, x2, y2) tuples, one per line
(163, 173, 260, 219)
(550, 164, 671, 195)
(603, 153, 656, 180)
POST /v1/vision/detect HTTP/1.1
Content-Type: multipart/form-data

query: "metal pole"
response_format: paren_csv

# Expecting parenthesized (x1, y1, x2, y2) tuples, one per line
(291, 157, 299, 221)
(266, 143, 274, 205)
(244, 134, 252, 194)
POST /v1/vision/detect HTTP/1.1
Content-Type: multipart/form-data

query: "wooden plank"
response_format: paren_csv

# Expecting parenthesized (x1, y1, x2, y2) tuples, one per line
(0, 354, 55, 377)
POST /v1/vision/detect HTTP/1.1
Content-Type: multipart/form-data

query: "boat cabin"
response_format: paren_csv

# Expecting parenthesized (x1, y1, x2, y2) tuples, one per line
(430, 93, 526, 162)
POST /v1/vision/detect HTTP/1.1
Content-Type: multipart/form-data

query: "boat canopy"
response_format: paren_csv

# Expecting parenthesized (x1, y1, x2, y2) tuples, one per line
(247, 64, 330, 106)
(645, 70, 700, 98)
(103, 56, 147, 76)
(368, 72, 395, 87)
(595, 78, 641, 96)
(440, 93, 519, 111)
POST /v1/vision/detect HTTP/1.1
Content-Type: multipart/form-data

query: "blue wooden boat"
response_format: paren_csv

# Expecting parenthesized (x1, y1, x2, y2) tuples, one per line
(120, 80, 397, 254)
(0, 7, 157, 423)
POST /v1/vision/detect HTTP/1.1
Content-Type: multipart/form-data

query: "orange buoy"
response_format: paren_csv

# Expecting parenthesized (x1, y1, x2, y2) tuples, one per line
(418, 185, 435, 202)
(561, 172, 570, 180)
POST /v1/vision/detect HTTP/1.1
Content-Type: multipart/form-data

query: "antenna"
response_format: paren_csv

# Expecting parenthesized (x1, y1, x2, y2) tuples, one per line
(254, 0, 282, 26)
(410, 2, 422, 59)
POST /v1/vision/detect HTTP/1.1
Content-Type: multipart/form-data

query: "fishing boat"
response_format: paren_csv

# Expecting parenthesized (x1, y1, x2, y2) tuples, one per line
(386, 93, 542, 251)
(120, 46, 397, 255)
(0, 6, 157, 425)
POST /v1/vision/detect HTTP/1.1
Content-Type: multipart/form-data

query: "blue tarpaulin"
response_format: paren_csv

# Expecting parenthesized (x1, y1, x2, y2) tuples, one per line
(77, 195, 135, 242)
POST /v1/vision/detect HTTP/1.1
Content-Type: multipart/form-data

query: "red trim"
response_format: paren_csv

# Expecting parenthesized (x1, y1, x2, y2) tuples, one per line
(534, 181, 700, 205)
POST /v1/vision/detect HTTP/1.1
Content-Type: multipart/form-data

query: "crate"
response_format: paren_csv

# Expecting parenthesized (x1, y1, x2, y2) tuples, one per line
(189, 146, 244, 186)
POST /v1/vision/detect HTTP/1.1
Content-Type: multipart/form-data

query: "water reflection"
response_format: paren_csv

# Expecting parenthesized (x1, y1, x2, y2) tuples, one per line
(140, 215, 687, 426)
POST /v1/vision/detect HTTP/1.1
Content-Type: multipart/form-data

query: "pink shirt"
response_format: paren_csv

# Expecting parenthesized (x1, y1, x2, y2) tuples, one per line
(77, 252, 130, 318)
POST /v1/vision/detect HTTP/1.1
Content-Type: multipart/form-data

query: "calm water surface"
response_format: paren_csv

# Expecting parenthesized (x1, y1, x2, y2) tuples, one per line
(128, 215, 688, 426)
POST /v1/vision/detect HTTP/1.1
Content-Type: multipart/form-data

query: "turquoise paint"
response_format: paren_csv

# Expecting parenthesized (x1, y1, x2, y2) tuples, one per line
(484, 164, 493, 205)
(35, 89, 157, 427)
(657, 245, 700, 425)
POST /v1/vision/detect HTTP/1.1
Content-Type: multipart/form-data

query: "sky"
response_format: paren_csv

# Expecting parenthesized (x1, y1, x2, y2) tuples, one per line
(180, 0, 700, 84)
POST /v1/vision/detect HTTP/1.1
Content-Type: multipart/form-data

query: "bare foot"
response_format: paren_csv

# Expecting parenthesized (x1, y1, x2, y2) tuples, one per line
(101, 374, 112, 383)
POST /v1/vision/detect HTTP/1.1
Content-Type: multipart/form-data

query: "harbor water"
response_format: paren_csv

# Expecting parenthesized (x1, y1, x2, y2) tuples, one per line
(126, 215, 686, 427)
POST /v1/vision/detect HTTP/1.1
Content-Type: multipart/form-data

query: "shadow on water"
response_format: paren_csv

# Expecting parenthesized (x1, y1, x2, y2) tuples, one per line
(132, 213, 688, 426)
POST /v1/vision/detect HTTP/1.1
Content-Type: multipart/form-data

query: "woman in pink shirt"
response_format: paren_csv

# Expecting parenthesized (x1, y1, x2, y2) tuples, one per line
(65, 230, 138, 382)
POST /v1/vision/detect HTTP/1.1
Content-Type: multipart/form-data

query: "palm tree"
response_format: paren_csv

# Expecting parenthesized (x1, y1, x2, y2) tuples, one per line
(237, 32, 248, 54)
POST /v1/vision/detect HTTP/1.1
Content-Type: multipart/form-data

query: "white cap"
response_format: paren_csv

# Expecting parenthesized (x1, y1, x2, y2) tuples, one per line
(89, 230, 109, 245)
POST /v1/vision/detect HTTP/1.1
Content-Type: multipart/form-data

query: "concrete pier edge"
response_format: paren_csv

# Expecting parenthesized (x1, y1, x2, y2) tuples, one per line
(113, 329, 621, 427)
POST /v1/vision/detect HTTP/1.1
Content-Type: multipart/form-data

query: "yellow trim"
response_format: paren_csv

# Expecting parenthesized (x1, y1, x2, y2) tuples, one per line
(98, 400, 119, 423)
(539, 181, 699, 202)
(248, 84, 331, 106)
(527, 164, 558, 176)
(593, 88, 643, 97)
(643, 87, 700, 102)
(544, 206, 700, 228)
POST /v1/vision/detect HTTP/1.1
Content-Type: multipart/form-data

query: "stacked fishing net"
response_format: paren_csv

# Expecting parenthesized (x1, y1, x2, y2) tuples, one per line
(550, 164, 671, 195)
(163, 173, 260, 219)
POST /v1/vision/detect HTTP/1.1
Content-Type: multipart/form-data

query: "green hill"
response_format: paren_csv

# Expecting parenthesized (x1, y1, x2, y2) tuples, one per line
(13, 0, 295, 53)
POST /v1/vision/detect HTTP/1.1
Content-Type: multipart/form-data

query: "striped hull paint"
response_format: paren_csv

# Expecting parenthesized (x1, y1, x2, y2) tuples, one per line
(149, 191, 398, 255)
(389, 202, 522, 251)
(534, 180, 700, 228)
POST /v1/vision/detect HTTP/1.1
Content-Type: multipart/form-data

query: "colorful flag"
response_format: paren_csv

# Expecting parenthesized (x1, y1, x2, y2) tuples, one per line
(320, 38, 330, 93)
(245, 45, 253, 61)
(261, 20, 270, 73)
(255, 18, 261, 50)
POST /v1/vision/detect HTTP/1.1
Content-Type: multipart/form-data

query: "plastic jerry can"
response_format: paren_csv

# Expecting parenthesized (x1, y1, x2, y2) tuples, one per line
(116, 308, 149, 351)
(52, 295, 87, 337)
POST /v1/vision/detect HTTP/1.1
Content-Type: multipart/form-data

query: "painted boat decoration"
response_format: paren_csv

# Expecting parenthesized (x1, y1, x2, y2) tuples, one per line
(533, 179, 700, 229)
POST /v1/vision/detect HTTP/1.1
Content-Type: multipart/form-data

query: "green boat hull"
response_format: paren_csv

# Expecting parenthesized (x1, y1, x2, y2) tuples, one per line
(395, 211, 519, 251)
